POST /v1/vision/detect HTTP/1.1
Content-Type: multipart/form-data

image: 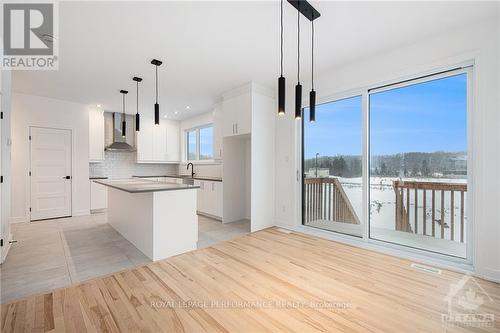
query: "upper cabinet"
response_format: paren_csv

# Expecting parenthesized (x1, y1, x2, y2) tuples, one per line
(89, 108, 105, 162)
(136, 114, 180, 163)
(222, 90, 252, 137)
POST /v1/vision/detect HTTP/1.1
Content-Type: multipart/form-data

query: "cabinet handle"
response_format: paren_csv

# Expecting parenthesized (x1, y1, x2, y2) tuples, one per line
(235, 123, 238, 134)
(212, 182, 214, 191)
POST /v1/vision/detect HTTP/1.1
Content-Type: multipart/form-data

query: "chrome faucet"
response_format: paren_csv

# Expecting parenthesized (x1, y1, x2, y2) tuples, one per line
(187, 162, 195, 178)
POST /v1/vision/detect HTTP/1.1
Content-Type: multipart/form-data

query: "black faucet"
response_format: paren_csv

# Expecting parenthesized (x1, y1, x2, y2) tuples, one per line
(187, 162, 195, 178)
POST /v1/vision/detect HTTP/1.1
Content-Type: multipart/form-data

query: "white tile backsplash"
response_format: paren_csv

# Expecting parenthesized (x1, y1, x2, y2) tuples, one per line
(89, 150, 178, 179)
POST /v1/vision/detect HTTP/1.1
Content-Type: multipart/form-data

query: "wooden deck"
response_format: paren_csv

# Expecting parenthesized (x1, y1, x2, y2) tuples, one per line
(2, 228, 499, 332)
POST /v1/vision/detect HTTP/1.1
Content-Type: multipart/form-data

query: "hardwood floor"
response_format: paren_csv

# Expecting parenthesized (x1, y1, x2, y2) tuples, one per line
(2, 228, 499, 332)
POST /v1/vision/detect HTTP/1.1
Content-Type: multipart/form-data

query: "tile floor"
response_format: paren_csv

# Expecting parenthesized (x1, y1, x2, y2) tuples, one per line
(0, 213, 249, 304)
(197, 215, 250, 248)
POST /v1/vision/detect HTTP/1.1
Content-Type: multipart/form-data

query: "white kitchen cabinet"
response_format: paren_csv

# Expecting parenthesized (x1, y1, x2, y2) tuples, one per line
(90, 180, 107, 210)
(166, 121, 180, 162)
(195, 180, 222, 219)
(89, 108, 105, 162)
(152, 123, 168, 161)
(136, 114, 154, 162)
(212, 181, 223, 218)
(213, 103, 223, 160)
(136, 115, 180, 163)
(222, 91, 251, 137)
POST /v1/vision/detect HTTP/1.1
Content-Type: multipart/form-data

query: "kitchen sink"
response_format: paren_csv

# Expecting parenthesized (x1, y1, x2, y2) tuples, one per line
(182, 178, 195, 185)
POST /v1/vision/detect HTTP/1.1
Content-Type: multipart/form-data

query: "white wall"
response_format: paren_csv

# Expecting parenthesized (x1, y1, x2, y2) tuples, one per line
(11, 93, 91, 222)
(275, 18, 500, 282)
(250, 90, 275, 231)
(1, 70, 13, 262)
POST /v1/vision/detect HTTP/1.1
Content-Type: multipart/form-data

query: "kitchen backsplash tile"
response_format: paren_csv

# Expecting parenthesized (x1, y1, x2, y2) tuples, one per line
(89, 150, 178, 179)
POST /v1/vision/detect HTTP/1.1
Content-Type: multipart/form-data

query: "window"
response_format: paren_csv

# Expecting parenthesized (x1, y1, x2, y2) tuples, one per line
(187, 130, 197, 160)
(186, 125, 214, 161)
(369, 72, 468, 258)
(302, 96, 363, 237)
(199, 127, 214, 160)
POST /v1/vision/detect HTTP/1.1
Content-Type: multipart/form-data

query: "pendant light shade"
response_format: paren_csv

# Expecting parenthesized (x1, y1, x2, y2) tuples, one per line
(151, 59, 163, 125)
(278, 77, 285, 115)
(309, 20, 316, 123)
(154, 103, 159, 124)
(133, 77, 142, 131)
(120, 90, 128, 137)
(295, 84, 302, 119)
(278, 0, 285, 115)
(309, 90, 316, 122)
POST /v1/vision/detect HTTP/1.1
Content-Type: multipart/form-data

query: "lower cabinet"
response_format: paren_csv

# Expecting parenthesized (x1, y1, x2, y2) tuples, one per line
(194, 180, 222, 219)
(90, 181, 107, 211)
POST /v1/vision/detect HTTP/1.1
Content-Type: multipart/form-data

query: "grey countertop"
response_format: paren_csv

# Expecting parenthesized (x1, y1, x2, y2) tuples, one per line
(94, 179, 200, 193)
(132, 175, 222, 182)
(89, 176, 108, 180)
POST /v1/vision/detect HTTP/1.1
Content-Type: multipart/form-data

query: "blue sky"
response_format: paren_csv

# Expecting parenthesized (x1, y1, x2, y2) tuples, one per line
(303, 73, 467, 159)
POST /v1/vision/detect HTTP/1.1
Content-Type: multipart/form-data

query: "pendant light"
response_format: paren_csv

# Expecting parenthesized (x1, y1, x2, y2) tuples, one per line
(133, 77, 142, 131)
(309, 20, 316, 123)
(151, 59, 163, 125)
(281, 0, 320, 121)
(278, 0, 285, 115)
(120, 90, 128, 137)
(295, 9, 302, 120)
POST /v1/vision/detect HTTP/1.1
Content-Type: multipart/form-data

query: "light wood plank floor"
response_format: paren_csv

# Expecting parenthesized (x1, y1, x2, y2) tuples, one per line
(2, 228, 499, 332)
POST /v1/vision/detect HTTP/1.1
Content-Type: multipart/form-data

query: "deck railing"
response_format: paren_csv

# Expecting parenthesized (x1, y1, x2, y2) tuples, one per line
(393, 180, 467, 242)
(304, 178, 360, 225)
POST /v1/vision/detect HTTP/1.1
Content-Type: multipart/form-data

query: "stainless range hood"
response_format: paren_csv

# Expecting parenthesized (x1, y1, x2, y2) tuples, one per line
(105, 113, 136, 151)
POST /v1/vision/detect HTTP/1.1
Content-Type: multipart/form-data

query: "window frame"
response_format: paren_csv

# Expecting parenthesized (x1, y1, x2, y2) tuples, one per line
(185, 124, 214, 162)
(297, 63, 474, 265)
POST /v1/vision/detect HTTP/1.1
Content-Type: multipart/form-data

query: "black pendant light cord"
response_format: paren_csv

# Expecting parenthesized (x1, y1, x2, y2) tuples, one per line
(280, 0, 283, 76)
(297, 10, 300, 83)
(136, 81, 139, 114)
(155, 66, 158, 103)
(311, 20, 314, 90)
(122, 94, 125, 115)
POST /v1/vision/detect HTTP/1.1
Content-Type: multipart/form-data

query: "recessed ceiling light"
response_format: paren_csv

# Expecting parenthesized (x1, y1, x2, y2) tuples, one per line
(163, 115, 168, 118)
(185, 106, 190, 110)
(96, 104, 102, 108)
(174, 111, 178, 115)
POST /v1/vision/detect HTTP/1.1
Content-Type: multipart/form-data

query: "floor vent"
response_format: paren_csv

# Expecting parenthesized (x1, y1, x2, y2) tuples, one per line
(411, 263, 442, 275)
(276, 228, 292, 234)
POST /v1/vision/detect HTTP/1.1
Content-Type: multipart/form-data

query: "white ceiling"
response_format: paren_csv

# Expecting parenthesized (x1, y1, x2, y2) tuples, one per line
(12, 1, 497, 120)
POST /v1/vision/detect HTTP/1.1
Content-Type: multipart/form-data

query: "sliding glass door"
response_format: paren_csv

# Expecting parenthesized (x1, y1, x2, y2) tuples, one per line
(369, 71, 469, 258)
(301, 68, 471, 259)
(302, 95, 363, 237)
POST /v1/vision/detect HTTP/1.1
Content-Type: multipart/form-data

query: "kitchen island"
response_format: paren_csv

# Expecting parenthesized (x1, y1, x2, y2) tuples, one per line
(94, 178, 199, 261)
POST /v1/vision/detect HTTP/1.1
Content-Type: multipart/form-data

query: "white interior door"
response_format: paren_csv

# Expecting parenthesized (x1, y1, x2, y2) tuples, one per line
(30, 127, 72, 221)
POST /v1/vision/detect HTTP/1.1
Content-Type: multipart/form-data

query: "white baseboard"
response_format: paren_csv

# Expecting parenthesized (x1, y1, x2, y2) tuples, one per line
(475, 268, 500, 284)
(9, 216, 26, 224)
(73, 209, 91, 217)
(274, 219, 294, 229)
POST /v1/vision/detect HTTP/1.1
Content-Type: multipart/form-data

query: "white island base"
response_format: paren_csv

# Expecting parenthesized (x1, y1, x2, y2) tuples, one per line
(106, 186, 198, 261)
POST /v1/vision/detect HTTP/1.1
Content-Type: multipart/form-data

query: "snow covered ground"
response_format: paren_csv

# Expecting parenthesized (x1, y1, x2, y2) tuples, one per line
(305, 176, 468, 256)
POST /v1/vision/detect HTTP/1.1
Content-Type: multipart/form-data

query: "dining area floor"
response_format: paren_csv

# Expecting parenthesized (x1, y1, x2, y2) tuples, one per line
(0, 213, 250, 304)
